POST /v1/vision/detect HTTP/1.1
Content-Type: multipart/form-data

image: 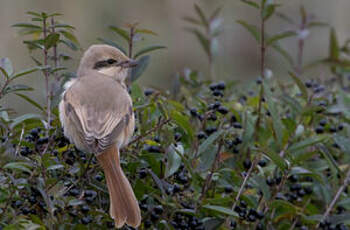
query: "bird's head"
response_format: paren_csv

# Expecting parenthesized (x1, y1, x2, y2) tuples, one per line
(77, 44, 137, 82)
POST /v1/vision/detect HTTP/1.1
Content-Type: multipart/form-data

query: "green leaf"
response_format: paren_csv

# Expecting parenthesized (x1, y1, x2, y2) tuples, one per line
(198, 130, 224, 156)
(242, 112, 255, 149)
(202, 205, 238, 217)
(11, 67, 38, 80)
(68, 199, 84, 206)
(135, 28, 158, 36)
(210, 7, 222, 21)
(290, 167, 322, 182)
(134, 45, 166, 59)
(0, 57, 14, 76)
(5, 84, 33, 94)
(183, 16, 202, 26)
(281, 94, 302, 116)
(241, 0, 259, 9)
(264, 81, 283, 147)
(329, 27, 339, 61)
(12, 23, 41, 29)
(130, 55, 150, 82)
(169, 110, 194, 141)
(26, 11, 42, 17)
(263, 149, 287, 170)
(60, 30, 79, 45)
(0, 67, 9, 80)
(15, 93, 44, 112)
(288, 135, 328, 153)
(318, 144, 342, 175)
(289, 72, 308, 101)
(53, 23, 75, 29)
(165, 144, 183, 178)
(44, 33, 60, 49)
(198, 145, 217, 172)
(328, 90, 350, 118)
(334, 135, 350, 155)
(251, 175, 271, 200)
(271, 43, 294, 66)
(267, 31, 296, 46)
(109, 26, 130, 42)
(203, 218, 224, 230)
(188, 29, 210, 57)
(270, 200, 297, 213)
(24, 40, 44, 50)
(47, 164, 64, 170)
(60, 39, 78, 51)
(194, 4, 208, 26)
(236, 20, 260, 41)
(308, 22, 329, 28)
(149, 170, 166, 195)
(47, 12, 63, 17)
(263, 3, 277, 21)
(4, 162, 32, 174)
(10, 113, 42, 129)
(97, 38, 127, 55)
(331, 213, 350, 225)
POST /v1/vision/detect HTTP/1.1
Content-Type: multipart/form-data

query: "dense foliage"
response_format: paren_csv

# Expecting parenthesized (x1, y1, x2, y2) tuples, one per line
(1, 1, 350, 230)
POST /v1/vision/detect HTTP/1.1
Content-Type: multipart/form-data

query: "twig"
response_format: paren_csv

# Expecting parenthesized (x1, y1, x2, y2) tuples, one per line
(51, 17, 59, 82)
(289, 198, 311, 230)
(296, 6, 306, 75)
(233, 155, 260, 209)
(128, 118, 170, 146)
(260, 9, 266, 80)
(80, 154, 95, 181)
(0, 78, 11, 99)
(42, 17, 51, 135)
(14, 124, 25, 158)
(225, 154, 261, 226)
(199, 139, 223, 203)
(128, 26, 135, 58)
(254, 1, 266, 141)
(316, 167, 350, 228)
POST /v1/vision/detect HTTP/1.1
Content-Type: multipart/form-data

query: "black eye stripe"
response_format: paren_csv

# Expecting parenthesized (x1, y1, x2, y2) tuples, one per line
(107, 59, 116, 64)
(93, 59, 117, 69)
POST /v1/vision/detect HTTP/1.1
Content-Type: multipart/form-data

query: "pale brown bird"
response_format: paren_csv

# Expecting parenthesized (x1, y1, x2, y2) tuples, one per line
(59, 44, 141, 228)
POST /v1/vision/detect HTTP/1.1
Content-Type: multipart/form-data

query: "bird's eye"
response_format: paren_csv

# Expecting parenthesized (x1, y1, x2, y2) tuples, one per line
(107, 59, 116, 64)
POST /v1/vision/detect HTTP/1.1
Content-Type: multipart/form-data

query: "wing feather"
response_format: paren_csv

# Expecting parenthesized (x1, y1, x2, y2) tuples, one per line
(62, 72, 132, 153)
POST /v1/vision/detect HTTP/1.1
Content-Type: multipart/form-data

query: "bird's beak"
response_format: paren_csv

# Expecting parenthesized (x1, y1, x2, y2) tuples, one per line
(126, 59, 138, 68)
(115, 59, 138, 68)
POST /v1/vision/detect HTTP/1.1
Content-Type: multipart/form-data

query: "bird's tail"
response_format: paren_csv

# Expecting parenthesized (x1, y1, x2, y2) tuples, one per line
(97, 145, 141, 228)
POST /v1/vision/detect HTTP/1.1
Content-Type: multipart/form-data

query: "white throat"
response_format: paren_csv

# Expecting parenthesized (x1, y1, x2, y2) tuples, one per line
(97, 66, 128, 85)
(97, 66, 122, 77)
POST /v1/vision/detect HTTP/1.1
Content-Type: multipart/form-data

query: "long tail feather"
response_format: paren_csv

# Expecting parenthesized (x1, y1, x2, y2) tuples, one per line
(97, 146, 141, 228)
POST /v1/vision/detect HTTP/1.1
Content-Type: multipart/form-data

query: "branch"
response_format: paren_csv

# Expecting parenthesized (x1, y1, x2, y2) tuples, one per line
(254, 1, 266, 142)
(296, 7, 306, 75)
(317, 167, 350, 228)
(42, 17, 51, 135)
(225, 153, 261, 226)
(199, 139, 223, 202)
(128, 26, 135, 58)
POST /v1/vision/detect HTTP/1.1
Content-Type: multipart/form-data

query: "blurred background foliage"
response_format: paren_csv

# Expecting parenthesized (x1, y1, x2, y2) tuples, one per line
(1, 0, 350, 114)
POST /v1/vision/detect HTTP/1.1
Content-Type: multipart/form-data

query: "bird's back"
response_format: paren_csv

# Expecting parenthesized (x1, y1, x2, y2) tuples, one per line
(60, 72, 133, 153)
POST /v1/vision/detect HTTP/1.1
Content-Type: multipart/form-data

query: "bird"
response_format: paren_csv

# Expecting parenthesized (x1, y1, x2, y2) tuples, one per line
(59, 44, 141, 228)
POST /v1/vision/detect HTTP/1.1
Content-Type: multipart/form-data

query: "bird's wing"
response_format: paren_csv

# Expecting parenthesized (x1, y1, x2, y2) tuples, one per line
(62, 72, 132, 153)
